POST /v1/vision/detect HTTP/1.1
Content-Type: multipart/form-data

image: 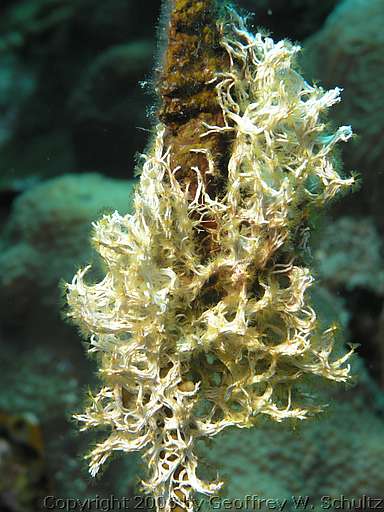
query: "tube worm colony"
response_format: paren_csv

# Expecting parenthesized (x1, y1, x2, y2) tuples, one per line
(66, 1, 356, 511)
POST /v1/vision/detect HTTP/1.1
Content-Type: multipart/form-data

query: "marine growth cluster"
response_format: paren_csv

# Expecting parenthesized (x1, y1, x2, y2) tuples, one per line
(66, 4, 355, 512)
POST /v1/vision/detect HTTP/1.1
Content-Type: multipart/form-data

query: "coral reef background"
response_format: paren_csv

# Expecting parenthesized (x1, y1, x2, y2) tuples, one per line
(0, 0, 383, 510)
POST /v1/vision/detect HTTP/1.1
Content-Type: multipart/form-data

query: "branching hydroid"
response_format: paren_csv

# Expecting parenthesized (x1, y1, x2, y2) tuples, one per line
(66, 3, 356, 511)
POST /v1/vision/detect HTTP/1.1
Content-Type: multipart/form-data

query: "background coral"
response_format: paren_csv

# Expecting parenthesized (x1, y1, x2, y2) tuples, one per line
(0, 173, 136, 323)
(0, 346, 141, 507)
(205, 371, 384, 506)
(314, 217, 384, 295)
(302, 0, 384, 229)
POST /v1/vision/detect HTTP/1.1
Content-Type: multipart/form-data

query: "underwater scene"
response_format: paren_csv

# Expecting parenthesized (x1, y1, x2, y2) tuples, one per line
(0, 0, 383, 510)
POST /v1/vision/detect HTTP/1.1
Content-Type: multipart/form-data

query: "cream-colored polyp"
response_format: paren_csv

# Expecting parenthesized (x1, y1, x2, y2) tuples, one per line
(67, 10, 355, 512)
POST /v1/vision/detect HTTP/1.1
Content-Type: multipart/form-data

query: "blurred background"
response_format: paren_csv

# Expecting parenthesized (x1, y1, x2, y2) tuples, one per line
(0, 0, 383, 510)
